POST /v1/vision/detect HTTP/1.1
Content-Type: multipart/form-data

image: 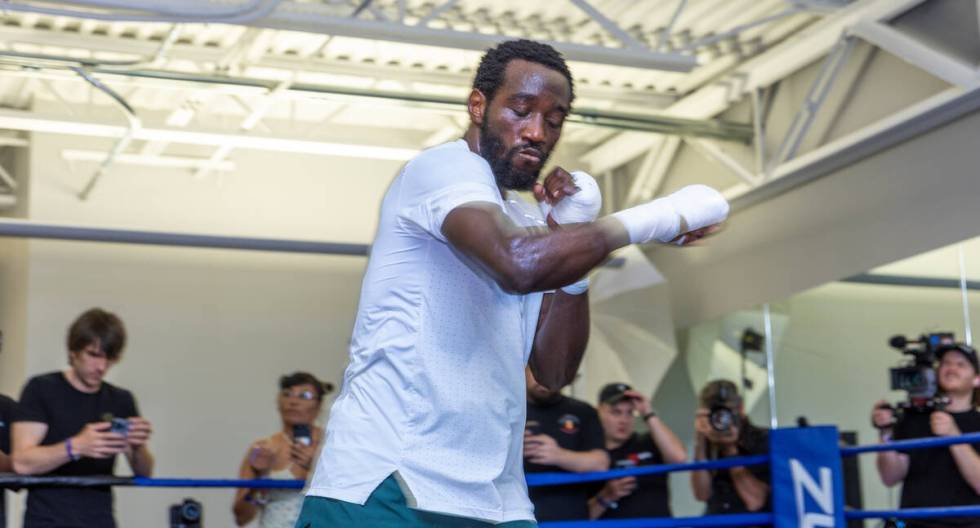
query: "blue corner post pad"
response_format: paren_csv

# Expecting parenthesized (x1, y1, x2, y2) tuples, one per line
(770, 426, 846, 528)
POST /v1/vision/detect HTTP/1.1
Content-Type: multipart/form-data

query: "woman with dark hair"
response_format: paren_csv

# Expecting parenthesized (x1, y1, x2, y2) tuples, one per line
(233, 372, 332, 527)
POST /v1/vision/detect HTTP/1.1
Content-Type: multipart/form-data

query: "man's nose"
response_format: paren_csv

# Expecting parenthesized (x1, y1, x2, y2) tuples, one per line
(521, 113, 545, 144)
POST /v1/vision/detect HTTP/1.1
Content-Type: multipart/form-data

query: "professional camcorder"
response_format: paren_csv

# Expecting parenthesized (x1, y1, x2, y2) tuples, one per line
(875, 333, 955, 428)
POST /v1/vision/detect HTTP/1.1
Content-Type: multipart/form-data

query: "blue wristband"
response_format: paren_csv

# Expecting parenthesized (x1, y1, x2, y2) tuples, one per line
(66, 438, 79, 462)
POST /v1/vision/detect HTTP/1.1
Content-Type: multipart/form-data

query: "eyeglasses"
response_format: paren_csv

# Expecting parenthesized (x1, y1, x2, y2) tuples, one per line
(280, 389, 318, 401)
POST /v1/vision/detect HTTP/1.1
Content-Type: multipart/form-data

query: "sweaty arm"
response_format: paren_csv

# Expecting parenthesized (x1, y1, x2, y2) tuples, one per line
(443, 205, 622, 389)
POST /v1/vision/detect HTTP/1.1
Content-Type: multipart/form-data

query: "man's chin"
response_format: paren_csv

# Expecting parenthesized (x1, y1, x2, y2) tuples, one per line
(498, 171, 540, 191)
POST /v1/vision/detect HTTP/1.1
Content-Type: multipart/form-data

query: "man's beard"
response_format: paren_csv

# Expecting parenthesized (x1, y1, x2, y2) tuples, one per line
(479, 121, 548, 191)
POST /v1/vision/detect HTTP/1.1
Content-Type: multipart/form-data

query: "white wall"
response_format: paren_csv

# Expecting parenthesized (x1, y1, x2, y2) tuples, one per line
(1, 126, 391, 527)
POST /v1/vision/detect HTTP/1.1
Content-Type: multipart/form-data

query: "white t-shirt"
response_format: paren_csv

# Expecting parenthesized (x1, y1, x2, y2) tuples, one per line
(307, 139, 545, 523)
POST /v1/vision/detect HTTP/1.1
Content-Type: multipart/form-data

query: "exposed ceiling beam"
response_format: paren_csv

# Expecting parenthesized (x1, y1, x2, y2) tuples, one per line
(850, 19, 980, 88)
(581, 0, 928, 171)
(256, 2, 698, 71)
(62, 149, 237, 171)
(730, 80, 980, 211)
(0, 24, 678, 109)
(0, 108, 420, 161)
(0, 64, 748, 141)
(0, 218, 370, 256)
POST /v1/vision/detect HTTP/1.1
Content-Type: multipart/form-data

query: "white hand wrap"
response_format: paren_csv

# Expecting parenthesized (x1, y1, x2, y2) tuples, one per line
(539, 171, 600, 295)
(612, 184, 729, 245)
(539, 170, 602, 225)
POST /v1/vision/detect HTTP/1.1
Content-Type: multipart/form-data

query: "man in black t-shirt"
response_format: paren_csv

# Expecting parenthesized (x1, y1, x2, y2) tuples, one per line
(11, 308, 155, 528)
(872, 344, 980, 528)
(524, 368, 608, 522)
(0, 392, 18, 528)
(691, 380, 770, 519)
(589, 382, 687, 520)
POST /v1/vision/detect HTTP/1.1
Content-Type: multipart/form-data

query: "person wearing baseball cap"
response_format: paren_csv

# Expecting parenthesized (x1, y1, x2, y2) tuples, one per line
(588, 383, 686, 520)
(874, 343, 980, 528)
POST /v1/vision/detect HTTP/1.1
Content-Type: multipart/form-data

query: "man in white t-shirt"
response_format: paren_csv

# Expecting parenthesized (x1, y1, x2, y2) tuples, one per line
(298, 39, 729, 527)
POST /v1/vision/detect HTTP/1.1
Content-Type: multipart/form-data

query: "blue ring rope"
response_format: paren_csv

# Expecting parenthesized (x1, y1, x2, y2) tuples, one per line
(841, 431, 980, 456)
(526, 455, 770, 486)
(845, 505, 980, 520)
(132, 477, 305, 489)
(538, 513, 773, 527)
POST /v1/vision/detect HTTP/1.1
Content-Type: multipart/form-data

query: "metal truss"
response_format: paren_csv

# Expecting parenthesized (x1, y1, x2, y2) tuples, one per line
(3, 0, 699, 71)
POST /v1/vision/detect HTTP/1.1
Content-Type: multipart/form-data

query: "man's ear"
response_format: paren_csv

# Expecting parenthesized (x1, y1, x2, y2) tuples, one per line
(468, 88, 487, 127)
(972, 375, 979, 388)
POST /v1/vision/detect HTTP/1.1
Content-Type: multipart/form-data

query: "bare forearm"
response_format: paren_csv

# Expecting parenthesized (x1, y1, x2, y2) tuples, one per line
(443, 206, 628, 295)
(950, 444, 980, 494)
(0, 451, 10, 473)
(233, 490, 259, 526)
(13, 442, 71, 475)
(691, 470, 712, 501)
(503, 218, 626, 293)
(127, 446, 154, 477)
(529, 291, 589, 390)
(730, 467, 769, 511)
(556, 449, 608, 473)
(648, 418, 688, 464)
(876, 451, 908, 486)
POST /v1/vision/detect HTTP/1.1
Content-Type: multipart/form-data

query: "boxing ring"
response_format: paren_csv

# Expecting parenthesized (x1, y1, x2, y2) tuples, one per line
(2, 427, 980, 527)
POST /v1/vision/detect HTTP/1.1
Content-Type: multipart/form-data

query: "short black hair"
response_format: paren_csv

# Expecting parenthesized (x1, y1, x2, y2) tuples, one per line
(473, 39, 575, 106)
(279, 371, 334, 400)
(67, 308, 126, 361)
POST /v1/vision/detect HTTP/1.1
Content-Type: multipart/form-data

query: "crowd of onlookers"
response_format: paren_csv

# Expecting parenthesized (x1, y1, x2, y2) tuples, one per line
(0, 308, 979, 528)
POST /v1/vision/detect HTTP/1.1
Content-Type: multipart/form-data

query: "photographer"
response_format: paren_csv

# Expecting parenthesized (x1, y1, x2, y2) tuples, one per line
(691, 380, 770, 516)
(524, 368, 609, 522)
(873, 344, 980, 528)
(589, 382, 687, 520)
(11, 308, 154, 528)
(233, 372, 330, 528)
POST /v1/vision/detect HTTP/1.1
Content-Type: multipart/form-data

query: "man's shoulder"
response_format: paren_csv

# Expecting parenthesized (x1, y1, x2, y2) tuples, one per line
(955, 408, 980, 431)
(560, 396, 598, 415)
(99, 380, 134, 399)
(24, 371, 64, 390)
(402, 140, 493, 184)
(0, 393, 16, 412)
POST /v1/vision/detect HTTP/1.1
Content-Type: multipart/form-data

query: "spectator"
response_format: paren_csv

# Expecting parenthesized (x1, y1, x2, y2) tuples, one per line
(12, 308, 154, 528)
(589, 382, 686, 520)
(690, 380, 770, 518)
(524, 368, 608, 522)
(873, 344, 980, 528)
(233, 372, 331, 528)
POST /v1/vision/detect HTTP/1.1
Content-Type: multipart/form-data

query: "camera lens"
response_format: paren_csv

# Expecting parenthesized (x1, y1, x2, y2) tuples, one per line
(180, 502, 201, 522)
(709, 407, 735, 432)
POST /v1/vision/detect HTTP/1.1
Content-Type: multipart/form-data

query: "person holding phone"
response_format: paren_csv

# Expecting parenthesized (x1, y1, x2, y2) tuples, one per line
(233, 372, 332, 528)
(11, 308, 154, 528)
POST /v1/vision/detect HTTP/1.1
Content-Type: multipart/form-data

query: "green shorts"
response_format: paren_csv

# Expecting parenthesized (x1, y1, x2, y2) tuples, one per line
(294, 474, 537, 528)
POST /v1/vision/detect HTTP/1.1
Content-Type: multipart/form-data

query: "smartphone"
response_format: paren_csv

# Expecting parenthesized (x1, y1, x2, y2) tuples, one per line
(110, 417, 130, 436)
(292, 424, 312, 446)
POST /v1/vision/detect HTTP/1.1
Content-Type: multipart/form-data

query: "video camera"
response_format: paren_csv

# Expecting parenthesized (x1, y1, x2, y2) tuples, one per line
(878, 332, 955, 425)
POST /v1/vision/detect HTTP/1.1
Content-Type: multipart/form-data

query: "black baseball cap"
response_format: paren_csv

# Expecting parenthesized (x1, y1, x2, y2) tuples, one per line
(598, 382, 632, 405)
(937, 344, 980, 372)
